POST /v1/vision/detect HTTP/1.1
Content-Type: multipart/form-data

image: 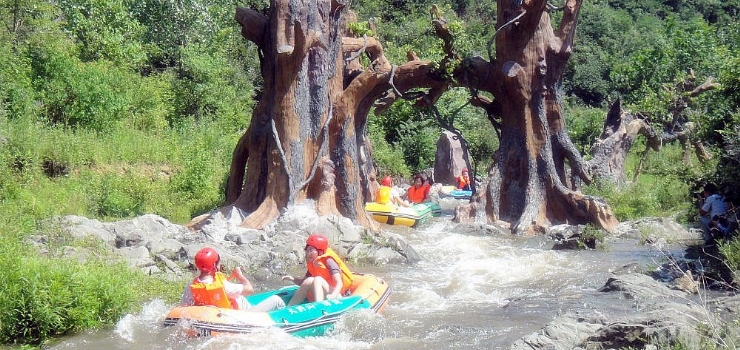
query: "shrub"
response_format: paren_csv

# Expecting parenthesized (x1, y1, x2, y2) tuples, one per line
(368, 122, 410, 178)
(0, 238, 130, 344)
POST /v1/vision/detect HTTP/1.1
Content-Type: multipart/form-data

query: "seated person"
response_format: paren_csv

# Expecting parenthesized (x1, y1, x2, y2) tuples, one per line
(712, 196, 738, 240)
(181, 247, 285, 311)
(456, 168, 471, 191)
(406, 174, 431, 204)
(376, 175, 410, 207)
(282, 234, 355, 305)
(699, 183, 728, 241)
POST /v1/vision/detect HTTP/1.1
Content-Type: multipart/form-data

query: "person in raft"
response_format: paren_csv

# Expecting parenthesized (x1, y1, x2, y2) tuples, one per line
(376, 175, 411, 207)
(282, 234, 355, 305)
(181, 247, 285, 311)
(456, 168, 471, 191)
(406, 174, 431, 204)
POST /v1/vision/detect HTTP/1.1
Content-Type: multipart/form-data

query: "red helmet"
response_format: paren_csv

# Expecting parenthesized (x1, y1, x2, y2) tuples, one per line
(194, 247, 220, 273)
(306, 234, 329, 251)
(381, 176, 393, 187)
(462, 168, 469, 174)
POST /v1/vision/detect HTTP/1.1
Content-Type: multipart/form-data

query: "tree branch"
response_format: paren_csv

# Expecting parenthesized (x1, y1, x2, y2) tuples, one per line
(555, 0, 582, 55)
(235, 7, 268, 47)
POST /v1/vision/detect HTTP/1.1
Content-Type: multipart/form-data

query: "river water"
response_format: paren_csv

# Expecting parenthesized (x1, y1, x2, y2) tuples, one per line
(48, 213, 689, 350)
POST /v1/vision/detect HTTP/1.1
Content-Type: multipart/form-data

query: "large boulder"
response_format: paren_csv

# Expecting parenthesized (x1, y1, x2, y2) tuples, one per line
(433, 130, 470, 185)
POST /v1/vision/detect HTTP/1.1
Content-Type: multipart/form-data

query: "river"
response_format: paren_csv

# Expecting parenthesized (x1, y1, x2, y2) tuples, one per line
(48, 214, 689, 349)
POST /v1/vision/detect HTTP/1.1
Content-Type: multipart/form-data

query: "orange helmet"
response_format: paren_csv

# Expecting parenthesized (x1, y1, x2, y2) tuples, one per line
(194, 247, 220, 273)
(381, 176, 393, 187)
(306, 234, 329, 251)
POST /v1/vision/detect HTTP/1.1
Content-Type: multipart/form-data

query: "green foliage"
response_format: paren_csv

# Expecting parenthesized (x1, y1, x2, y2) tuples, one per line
(58, 0, 147, 68)
(170, 45, 254, 130)
(368, 122, 410, 178)
(612, 16, 722, 109)
(347, 21, 375, 37)
(0, 116, 233, 223)
(565, 103, 604, 155)
(719, 238, 740, 274)
(579, 224, 606, 249)
(585, 144, 696, 221)
(0, 41, 37, 119)
(0, 227, 178, 345)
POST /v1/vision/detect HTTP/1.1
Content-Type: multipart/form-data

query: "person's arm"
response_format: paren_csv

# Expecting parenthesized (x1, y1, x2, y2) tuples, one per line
(180, 284, 194, 306)
(230, 267, 255, 296)
(325, 258, 343, 299)
(327, 272, 343, 299)
(282, 271, 310, 285)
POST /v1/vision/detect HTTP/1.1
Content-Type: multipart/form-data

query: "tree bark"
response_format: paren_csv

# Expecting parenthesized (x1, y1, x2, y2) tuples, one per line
(452, 0, 616, 234)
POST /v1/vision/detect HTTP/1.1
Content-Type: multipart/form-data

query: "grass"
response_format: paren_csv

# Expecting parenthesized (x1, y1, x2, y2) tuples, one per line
(584, 142, 715, 222)
(0, 116, 231, 345)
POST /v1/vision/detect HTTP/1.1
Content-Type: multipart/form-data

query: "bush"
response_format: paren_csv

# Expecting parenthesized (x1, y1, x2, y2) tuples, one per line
(0, 233, 170, 344)
(368, 122, 411, 178)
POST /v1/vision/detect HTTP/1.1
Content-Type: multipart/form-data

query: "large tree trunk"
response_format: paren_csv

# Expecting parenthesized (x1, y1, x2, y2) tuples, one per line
(225, 1, 379, 229)
(462, 0, 616, 235)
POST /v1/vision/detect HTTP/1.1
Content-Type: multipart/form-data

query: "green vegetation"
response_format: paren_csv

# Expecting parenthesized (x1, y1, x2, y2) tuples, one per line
(0, 226, 180, 345)
(578, 224, 607, 250)
(0, 0, 738, 346)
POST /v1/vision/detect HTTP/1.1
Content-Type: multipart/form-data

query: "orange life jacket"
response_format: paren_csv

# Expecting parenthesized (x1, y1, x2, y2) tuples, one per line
(376, 186, 392, 205)
(407, 183, 430, 204)
(307, 247, 355, 295)
(189, 272, 238, 309)
(456, 175, 470, 190)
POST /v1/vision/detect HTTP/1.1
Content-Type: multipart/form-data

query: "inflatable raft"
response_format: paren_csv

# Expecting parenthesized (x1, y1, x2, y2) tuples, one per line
(439, 185, 472, 200)
(365, 202, 442, 227)
(164, 273, 390, 338)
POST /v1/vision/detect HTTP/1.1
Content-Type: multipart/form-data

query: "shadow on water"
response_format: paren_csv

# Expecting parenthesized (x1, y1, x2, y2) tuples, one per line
(48, 216, 692, 349)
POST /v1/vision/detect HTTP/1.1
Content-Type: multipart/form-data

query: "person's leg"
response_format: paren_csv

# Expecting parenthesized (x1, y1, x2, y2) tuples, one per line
(310, 277, 330, 302)
(249, 295, 286, 312)
(287, 277, 314, 306)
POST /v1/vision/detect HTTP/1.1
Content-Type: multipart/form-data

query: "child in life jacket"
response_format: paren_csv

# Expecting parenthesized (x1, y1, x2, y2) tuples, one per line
(376, 175, 411, 207)
(456, 168, 471, 191)
(282, 234, 355, 305)
(181, 247, 285, 311)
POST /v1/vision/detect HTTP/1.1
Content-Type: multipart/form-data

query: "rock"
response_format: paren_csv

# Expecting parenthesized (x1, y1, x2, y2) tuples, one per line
(155, 254, 183, 275)
(118, 246, 155, 268)
(511, 312, 604, 350)
(598, 273, 688, 300)
(433, 130, 470, 186)
(618, 217, 702, 243)
(55, 215, 116, 245)
(146, 238, 187, 261)
(673, 270, 699, 294)
(514, 272, 717, 349)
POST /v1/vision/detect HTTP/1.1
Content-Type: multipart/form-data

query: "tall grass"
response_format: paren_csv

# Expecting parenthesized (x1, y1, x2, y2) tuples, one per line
(1, 117, 236, 223)
(584, 141, 714, 221)
(0, 116, 234, 344)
